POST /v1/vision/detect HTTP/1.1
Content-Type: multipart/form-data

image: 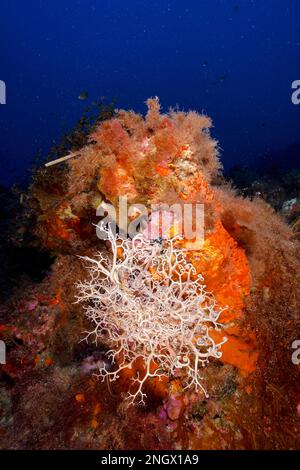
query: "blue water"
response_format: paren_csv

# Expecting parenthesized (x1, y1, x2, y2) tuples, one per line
(0, 0, 300, 187)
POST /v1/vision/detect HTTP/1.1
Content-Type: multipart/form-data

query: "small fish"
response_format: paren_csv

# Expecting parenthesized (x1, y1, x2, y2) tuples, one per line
(202, 60, 208, 67)
(219, 74, 228, 82)
(78, 91, 88, 100)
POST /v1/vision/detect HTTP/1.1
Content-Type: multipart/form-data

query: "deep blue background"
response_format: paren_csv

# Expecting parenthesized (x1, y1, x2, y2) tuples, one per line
(0, 0, 299, 187)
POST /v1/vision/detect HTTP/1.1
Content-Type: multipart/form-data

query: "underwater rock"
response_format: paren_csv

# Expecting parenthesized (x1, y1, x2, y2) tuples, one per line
(1, 99, 300, 450)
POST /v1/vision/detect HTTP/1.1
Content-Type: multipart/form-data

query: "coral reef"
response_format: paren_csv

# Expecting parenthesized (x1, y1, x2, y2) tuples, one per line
(229, 167, 300, 240)
(0, 98, 299, 450)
